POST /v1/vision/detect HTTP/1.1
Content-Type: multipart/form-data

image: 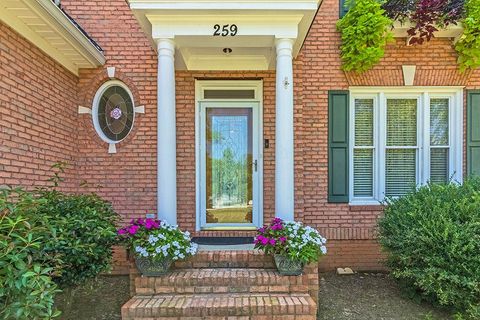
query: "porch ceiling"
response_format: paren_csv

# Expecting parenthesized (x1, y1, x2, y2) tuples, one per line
(128, 0, 321, 70)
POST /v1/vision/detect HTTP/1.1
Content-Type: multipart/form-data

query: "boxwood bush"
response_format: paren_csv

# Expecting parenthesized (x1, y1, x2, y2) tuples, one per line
(378, 179, 480, 318)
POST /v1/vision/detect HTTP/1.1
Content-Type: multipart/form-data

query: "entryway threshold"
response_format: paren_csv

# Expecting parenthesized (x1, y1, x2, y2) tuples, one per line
(197, 244, 255, 251)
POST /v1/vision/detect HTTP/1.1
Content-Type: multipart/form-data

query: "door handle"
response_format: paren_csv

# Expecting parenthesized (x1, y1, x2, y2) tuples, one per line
(253, 160, 257, 172)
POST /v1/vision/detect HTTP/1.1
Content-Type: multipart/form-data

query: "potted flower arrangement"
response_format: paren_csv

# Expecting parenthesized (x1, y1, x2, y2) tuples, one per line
(254, 217, 327, 275)
(118, 218, 198, 276)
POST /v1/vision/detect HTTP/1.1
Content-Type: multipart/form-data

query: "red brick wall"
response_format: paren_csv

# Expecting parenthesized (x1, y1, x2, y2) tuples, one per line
(66, 0, 480, 272)
(62, 0, 159, 223)
(0, 23, 79, 191)
(5, 0, 480, 273)
(318, 239, 386, 272)
(300, 0, 480, 248)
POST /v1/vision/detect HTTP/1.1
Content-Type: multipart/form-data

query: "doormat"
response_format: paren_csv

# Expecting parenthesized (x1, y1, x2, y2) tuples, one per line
(191, 237, 254, 245)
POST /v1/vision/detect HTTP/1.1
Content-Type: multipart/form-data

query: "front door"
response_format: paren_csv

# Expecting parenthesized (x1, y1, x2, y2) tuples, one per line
(199, 101, 261, 229)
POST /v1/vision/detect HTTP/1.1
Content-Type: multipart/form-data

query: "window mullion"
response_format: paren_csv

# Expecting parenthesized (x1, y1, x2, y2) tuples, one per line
(377, 92, 386, 201)
(422, 92, 430, 184)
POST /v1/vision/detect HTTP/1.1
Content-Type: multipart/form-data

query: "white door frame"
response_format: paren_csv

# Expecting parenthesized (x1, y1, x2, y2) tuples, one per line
(195, 80, 263, 231)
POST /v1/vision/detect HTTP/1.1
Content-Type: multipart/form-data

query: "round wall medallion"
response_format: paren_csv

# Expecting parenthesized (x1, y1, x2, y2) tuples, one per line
(92, 80, 135, 144)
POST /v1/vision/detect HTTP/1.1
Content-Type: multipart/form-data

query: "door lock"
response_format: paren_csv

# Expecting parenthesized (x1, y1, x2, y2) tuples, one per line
(253, 160, 258, 172)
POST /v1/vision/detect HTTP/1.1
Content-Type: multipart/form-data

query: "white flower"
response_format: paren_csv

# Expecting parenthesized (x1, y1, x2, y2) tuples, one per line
(320, 246, 327, 255)
(148, 235, 159, 244)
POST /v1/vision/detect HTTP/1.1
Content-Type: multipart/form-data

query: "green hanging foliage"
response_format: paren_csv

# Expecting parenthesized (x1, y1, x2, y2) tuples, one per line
(455, 0, 480, 72)
(336, 0, 394, 73)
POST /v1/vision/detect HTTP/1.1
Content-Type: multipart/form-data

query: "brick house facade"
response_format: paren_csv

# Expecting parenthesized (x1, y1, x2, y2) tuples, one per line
(1, 0, 479, 275)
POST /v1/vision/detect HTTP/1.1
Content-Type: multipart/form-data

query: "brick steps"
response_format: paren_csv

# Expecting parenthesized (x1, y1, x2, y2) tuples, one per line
(121, 293, 316, 319)
(135, 268, 310, 295)
(124, 250, 319, 320)
(173, 250, 275, 269)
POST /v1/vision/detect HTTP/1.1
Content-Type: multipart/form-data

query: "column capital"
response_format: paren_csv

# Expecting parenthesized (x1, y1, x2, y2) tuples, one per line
(275, 38, 294, 58)
(155, 38, 175, 57)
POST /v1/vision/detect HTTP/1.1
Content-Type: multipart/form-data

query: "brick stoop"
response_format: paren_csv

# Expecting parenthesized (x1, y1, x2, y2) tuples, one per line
(123, 250, 319, 319)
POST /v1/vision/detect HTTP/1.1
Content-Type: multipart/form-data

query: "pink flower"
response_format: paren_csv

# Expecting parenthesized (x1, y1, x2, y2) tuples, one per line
(279, 236, 287, 243)
(118, 228, 127, 235)
(137, 218, 144, 226)
(272, 217, 283, 224)
(271, 223, 283, 231)
(258, 227, 266, 233)
(144, 218, 155, 229)
(269, 238, 276, 245)
(128, 225, 139, 235)
(260, 237, 269, 246)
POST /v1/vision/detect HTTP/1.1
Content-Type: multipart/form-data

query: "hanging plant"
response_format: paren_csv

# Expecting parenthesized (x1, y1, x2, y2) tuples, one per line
(455, 0, 480, 72)
(383, 0, 465, 44)
(336, 0, 394, 72)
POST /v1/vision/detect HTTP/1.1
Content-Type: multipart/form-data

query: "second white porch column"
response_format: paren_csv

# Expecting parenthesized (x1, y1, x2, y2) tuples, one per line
(157, 38, 177, 225)
(275, 38, 295, 221)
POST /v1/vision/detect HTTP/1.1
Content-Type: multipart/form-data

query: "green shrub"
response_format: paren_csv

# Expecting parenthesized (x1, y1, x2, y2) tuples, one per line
(378, 179, 480, 317)
(336, 0, 394, 72)
(0, 163, 119, 318)
(0, 188, 61, 320)
(34, 190, 119, 287)
(455, 0, 480, 72)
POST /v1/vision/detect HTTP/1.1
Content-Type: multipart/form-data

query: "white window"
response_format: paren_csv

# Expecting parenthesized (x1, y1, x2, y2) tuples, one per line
(349, 88, 463, 204)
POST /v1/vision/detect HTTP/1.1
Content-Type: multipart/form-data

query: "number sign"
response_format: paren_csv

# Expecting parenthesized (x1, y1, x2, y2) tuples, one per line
(213, 24, 238, 36)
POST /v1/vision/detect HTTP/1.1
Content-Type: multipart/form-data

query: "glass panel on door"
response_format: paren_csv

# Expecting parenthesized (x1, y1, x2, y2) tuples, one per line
(205, 108, 253, 224)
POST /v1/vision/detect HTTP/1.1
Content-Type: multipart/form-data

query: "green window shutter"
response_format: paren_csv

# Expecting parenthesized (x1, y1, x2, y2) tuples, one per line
(328, 90, 350, 203)
(339, 0, 353, 18)
(467, 90, 480, 176)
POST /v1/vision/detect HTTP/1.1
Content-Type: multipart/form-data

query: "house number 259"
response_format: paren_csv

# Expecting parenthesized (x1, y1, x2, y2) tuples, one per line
(213, 24, 238, 36)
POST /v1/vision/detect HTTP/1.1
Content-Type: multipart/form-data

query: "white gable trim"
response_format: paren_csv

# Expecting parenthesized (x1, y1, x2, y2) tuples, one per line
(0, 0, 105, 75)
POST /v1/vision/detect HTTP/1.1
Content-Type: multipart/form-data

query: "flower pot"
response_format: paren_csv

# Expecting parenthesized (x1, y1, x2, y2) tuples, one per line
(135, 256, 172, 276)
(274, 254, 304, 276)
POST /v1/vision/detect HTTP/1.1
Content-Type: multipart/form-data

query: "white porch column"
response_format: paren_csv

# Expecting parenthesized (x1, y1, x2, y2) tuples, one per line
(275, 38, 295, 221)
(157, 38, 177, 224)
